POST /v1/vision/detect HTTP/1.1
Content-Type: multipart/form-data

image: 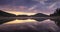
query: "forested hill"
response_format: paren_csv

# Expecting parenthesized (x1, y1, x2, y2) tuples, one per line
(0, 10, 16, 17)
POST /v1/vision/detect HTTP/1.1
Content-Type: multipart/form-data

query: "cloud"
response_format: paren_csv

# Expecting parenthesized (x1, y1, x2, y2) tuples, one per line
(0, 0, 60, 15)
(0, 0, 39, 12)
(48, 3, 56, 9)
(0, 0, 38, 7)
(0, 0, 13, 5)
(28, 5, 37, 11)
(31, 0, 60, 14)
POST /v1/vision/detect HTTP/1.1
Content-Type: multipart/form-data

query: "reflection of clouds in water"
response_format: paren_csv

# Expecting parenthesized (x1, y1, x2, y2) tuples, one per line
(0, 19, 59, 32)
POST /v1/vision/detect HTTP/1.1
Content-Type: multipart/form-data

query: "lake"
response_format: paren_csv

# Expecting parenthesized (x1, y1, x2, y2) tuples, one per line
(0, 17, 60, 32)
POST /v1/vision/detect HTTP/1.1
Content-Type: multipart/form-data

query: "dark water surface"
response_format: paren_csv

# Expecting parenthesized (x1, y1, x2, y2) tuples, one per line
(0, 17, 60, 32)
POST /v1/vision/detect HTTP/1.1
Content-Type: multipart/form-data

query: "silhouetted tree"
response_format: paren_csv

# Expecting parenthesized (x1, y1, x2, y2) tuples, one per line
(50, 8, 60, 16)
(50, 8, 60, 27)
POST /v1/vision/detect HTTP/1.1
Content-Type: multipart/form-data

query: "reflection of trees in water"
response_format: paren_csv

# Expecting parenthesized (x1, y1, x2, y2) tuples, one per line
(0, 18, 16, 24)
(50, 8, 60, 27)
(16, 17, 48, 21)
(50, 18, 60, 27)
(31, 18, 48, 21)
(17, 18, 28, 20)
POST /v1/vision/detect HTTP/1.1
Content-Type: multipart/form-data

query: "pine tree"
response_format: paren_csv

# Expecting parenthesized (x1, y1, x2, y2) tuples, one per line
(50, 8, 60, 16)
(55, 8, 60, 16)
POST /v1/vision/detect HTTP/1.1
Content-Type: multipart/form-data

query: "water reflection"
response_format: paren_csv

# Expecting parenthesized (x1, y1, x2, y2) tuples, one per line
(0, 17, 16, 24)
(4, 19, 37, 24)
(0, 17, 48, 24)
(50, 18, 60, 27)
(0, 17, 60, 32)
(0, 17, 60, 27)
(31, 18, 48, 21)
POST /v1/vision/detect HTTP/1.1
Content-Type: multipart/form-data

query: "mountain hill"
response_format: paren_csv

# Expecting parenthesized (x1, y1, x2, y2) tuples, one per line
(0, 10, 48, 17)
(0, 10, 16, 17)
(17, 15, 28, 17)
(31, 13, 49, 17)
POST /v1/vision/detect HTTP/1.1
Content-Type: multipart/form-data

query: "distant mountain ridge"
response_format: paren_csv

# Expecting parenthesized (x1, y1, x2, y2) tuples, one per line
(31, 13, 49, 17)
(17, 13, 49, 17)
(0, 10, 49, 17)
(0, 8, 60, 17)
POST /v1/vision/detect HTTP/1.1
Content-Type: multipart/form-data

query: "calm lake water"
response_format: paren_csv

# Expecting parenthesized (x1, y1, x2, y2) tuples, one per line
(0, 17, 59, 25)
(0, 17, 60, 25)
(0, 17, 60, 32)
(0, 17, 54, 24)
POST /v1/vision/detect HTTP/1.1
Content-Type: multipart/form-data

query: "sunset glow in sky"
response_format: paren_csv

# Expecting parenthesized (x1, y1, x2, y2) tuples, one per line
(5, 11, 36, 15)
(0, 0, 60, 15)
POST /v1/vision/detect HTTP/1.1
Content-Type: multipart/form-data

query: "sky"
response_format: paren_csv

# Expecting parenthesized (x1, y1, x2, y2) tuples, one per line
(0, 0, 60, 15)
